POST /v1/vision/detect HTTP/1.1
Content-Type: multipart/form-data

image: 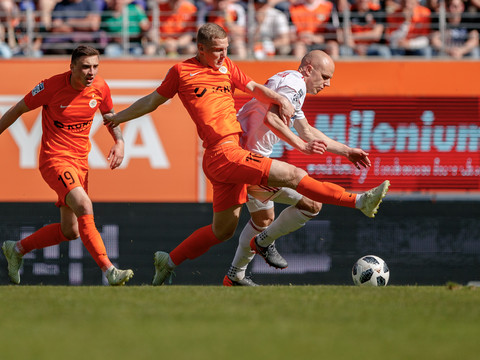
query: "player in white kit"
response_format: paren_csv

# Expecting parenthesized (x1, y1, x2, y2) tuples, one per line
(223, 50, 374, 286)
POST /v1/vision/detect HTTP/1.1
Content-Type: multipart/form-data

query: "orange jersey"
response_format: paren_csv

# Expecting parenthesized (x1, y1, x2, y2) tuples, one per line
(156, 57, 252, 148)
(23, 71, 113, 166)
(157, 1, 197, 40)
(290, 0, 333, 34)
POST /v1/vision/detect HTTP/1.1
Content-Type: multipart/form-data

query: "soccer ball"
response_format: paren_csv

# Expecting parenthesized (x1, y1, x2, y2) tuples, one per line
(352, 255, 390, 286)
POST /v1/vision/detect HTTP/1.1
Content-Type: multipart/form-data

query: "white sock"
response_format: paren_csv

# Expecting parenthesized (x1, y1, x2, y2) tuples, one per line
(14, 242, 24, 256)
(228, 219, 266, 280)
(105, 265, 114, 274)
(256, 206, 317, 248)
(355, 193, 365, 209)
(167, 255, 177, 269)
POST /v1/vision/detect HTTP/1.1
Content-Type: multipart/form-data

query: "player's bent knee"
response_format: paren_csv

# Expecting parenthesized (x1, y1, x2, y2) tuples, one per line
(62, 228, 80, 240)
(269, 161, 307, 187)
(256, 218, 273, 228)
(212, 225, 237, 242)
(306, 200, 322, 214)
(309, 202, 322, 214)
(76, 200, 93, 216)
(293, 167, 308, 184)
(297, 198, 322, 214)
(217, 231, 235, 242)
(251, 212, 275, 228)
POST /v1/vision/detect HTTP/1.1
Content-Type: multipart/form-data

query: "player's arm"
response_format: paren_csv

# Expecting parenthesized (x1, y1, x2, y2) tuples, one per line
(103, 109, 124, 170)
(294, 118, 371, 169)
(244, 81, 294, 123)
(265, 105, 326, 155)
(0, 99, 30, 135)
(295, 117, 344, 153)
(103, 90, 169, 127)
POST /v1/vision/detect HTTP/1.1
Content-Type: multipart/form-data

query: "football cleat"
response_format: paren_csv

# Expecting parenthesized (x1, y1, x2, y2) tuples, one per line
(106, 267, 134, 286)
(223, 275, 259, 286)
(2, 241, 24, 284)
(152, 251, 174, 286)
(359, 180, 390, 218)
(250, 237, 288, 269)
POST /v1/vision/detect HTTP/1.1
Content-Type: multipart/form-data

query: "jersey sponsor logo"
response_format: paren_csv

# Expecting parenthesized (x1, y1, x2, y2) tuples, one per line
(194, 88, 207, 97)
(89, 99, 97, 108)
(54, 119, 93, 132)
(292, 90, 301, 106)
(213, 85, 231, 93)
(31, 82, 44, 96)
(189, 71, 201, 77)
(194, 85, 232, 98)
(219, 66, 228, 74)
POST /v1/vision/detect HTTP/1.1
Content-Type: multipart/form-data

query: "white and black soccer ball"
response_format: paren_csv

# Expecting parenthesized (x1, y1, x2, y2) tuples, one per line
(352, 255, 390, 286)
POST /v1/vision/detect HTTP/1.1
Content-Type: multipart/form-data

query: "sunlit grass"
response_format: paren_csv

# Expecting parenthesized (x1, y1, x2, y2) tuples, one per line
(0, 285, 478, 360)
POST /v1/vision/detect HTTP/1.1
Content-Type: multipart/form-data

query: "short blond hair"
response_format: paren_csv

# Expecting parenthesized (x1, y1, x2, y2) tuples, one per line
(197, 23, 227, 47)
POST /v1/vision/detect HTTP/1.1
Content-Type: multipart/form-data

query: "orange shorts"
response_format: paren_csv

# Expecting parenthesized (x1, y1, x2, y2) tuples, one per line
(203, 135, 272, 212)
(39, 158, 89, 208)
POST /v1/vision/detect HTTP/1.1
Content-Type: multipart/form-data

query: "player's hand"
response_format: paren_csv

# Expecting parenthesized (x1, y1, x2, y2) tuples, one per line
(347, 148, 371, 169)
(103, 112, 119, 128)
(302, 139, 327, 155)
(108, 140, 124, 170)
(278, 97, 295, 124)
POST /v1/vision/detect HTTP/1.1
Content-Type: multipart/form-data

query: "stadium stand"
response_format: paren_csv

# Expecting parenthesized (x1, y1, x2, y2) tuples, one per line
(1, 0, 479, 59)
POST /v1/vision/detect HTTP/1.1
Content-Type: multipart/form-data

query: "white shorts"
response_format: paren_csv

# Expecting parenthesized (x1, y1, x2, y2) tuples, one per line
(246, 185, 303, 213)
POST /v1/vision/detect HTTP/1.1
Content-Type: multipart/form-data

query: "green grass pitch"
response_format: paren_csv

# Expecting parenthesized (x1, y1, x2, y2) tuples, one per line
(0, 285, 479, 360)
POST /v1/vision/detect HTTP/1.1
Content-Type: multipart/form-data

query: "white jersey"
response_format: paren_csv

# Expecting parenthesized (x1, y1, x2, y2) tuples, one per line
(238, 70, 306, 157)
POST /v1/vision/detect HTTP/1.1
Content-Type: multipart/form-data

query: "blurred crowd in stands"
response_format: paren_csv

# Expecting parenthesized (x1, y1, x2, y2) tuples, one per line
(0, 0, 479, 59)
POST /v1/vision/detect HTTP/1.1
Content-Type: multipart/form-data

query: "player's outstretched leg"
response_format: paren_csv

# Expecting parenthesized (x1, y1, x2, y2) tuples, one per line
(250, 237, 288, 269)
(106, 267, 134, 286)
(152, 251, 175, 286)
(357, 180, 390, 218)
(2, 241, 24, 284)
(223, 275, 259, 286)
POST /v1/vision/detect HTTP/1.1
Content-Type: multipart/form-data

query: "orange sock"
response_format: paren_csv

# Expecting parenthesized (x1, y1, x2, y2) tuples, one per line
(296, 175, 357, 208)
(17, 223, 69, 255)
(77, 214, 113, 271)
(170, 225, 222, 266)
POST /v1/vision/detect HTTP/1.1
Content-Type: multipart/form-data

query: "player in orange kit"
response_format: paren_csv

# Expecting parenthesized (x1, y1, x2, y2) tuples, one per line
(0, 45, 133, 285)
(104, 23, 389, 286)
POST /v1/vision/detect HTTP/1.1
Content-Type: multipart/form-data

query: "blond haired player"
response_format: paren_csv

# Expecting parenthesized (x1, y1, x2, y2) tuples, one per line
(104, 23, 389, 286)
(0, 45, 133, 285)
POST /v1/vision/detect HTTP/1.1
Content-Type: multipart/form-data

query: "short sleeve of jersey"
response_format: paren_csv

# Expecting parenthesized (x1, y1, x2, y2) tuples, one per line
(98, 80, 113, 113)
(156, 65, 180, 99)
(24, 79, 56, 110)
(224, 57, 252, 93)
(273, 72, 306, 122)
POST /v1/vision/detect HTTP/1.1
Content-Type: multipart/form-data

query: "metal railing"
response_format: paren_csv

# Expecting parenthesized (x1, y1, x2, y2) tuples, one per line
(0, 0, 479, 58)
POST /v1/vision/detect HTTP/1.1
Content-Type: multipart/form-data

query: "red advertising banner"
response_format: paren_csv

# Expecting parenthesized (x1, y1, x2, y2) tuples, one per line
(235, 96, 480, 194)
